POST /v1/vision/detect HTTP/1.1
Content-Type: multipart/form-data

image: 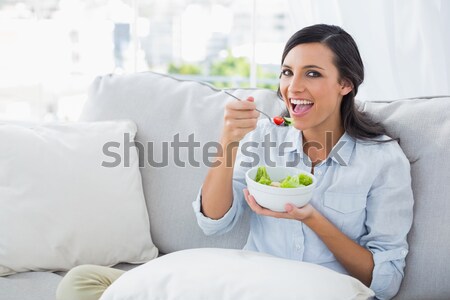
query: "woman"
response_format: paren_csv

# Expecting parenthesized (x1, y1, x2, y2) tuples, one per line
(193, 24, 413, 300)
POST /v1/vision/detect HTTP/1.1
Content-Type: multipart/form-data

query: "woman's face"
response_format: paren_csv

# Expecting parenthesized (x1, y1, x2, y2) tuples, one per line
(279, 42, 352, 134)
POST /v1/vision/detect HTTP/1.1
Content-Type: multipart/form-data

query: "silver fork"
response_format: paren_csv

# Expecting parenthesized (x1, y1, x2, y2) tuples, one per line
(223, 90, 274, 124)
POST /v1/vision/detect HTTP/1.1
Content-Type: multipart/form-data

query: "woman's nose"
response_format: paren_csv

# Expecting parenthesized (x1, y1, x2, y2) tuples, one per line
(287, 75, 305, 93)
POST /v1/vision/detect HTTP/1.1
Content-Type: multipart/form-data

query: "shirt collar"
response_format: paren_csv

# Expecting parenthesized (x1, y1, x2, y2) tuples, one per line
(281, 126, 356, 166)
(281, 126, 304, 156)
(330, 132, 355, 166)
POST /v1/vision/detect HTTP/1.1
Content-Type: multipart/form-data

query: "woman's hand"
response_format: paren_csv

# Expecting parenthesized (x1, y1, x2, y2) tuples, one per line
(243, 188, 316, 221)
(245, 188, 374, 286)
(221, 97, 260, 144)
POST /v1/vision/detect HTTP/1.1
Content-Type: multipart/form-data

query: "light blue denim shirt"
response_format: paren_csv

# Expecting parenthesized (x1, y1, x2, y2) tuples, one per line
(193, 119, 414, 300)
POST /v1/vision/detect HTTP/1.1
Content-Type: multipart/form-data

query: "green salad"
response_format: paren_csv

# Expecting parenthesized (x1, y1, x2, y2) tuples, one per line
(254, 166, 313, 188)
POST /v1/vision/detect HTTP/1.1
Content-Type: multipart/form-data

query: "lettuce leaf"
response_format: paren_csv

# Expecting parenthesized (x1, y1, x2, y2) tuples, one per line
(280, 176, 301, 188)
(255, 166, 272, 186)
(254, 166, 313, 188)
(298, 174, 313, 186)
(280, 174, 313, 188)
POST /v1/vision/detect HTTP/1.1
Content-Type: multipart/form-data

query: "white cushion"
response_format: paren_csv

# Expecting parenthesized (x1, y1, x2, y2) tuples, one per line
(0, 120, 158, 276)
(100, 248, 375, 300)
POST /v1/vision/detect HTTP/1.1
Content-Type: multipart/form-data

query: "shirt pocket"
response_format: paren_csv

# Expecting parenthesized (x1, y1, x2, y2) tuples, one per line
(323, 191, 367, 239)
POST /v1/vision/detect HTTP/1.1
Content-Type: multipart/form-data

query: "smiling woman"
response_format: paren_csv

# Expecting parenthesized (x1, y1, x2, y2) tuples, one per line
(195, 24, 414, 300)
(277, 26, 389, 145)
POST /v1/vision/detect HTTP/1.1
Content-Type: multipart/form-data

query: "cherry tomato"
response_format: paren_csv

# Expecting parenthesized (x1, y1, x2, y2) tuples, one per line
(273, 116, 285, 126)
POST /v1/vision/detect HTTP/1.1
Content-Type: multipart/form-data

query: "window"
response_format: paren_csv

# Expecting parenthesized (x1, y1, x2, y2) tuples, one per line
(0, 0, 293, 121)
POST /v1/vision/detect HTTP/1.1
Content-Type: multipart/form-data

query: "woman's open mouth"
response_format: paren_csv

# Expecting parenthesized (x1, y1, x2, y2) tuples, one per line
(290, 98, 314, 117)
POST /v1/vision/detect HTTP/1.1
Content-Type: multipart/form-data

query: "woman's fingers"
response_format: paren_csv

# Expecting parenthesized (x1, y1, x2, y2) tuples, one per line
(224, 118, 258, 129)
(285, 203, 315, 220)
(226, 97, 256, 110)
(244, 189, 288, 218)
(222, 98, 259, 143)
(225, 109, 260, 120)
(244, 190, 266, 214)
(244, 189, 314, 221)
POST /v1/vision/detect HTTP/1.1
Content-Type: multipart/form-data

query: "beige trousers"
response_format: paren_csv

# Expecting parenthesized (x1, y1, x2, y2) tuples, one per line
(56, 265, 126, 300)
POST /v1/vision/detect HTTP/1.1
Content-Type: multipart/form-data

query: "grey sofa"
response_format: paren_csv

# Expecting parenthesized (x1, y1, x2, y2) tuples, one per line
(1, 72, 449, 300)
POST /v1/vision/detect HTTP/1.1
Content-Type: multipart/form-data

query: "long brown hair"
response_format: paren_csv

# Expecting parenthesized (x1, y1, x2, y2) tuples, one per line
(277, 24, 390, 141)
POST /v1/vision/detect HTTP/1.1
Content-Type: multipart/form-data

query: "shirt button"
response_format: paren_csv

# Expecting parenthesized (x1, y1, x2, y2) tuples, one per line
(316, 170, 322, 175)
(401, 249, 408, 256)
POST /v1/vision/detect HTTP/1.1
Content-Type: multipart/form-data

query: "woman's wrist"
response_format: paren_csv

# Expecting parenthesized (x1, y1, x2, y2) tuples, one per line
(220, 132, 240, 146)
(300, 207, 321, 225)
(286, 203, 318, 222)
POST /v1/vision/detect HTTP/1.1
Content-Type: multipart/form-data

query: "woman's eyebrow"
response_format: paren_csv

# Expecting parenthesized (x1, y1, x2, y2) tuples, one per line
(302, 64, 325, 70)
(281, 64, 325, 70)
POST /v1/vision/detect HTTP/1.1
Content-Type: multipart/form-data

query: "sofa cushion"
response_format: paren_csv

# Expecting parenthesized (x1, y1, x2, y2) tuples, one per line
(79, 72, 284, 254)
(0, 120, 158, 276)
(0, 262, 142, 300)
(361, 96, 450, 300)
(0, 272, 62, 300)
(100, 248, 374, 300)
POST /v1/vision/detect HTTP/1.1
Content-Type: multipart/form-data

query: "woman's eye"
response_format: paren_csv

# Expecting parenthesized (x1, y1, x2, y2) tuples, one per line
(281, 69, 292, 76)
(306, 71, 321, 78)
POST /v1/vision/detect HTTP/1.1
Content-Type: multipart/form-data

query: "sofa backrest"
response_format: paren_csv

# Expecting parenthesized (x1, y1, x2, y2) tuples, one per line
(80, 71, 450, 300)
(79, 72, 284, 253)
(361, 97, 450, 300)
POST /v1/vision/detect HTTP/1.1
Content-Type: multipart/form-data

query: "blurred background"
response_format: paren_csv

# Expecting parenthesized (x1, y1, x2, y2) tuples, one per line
(0, 0, 449, 121)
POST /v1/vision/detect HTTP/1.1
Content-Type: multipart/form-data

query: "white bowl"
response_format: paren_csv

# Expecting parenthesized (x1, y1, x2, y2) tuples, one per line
(245, 166, 316, 212)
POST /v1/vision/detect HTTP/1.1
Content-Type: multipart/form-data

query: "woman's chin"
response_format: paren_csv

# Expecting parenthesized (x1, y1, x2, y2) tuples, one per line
(287, 112, 308, 131)
(293, 122, 307, 131)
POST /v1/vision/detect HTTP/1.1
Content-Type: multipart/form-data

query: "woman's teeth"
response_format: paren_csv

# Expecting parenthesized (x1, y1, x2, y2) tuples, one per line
(290, 99, 313, 105)
(289, 99, 314, 115)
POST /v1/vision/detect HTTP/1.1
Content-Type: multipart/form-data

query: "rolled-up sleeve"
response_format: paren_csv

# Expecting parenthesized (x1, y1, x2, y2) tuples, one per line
(360, 142, 414, 300)
(192, 179, 247, 236)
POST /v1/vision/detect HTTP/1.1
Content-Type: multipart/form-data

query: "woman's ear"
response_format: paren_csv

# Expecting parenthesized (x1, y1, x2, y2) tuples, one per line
(340, 79, 353, 96)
